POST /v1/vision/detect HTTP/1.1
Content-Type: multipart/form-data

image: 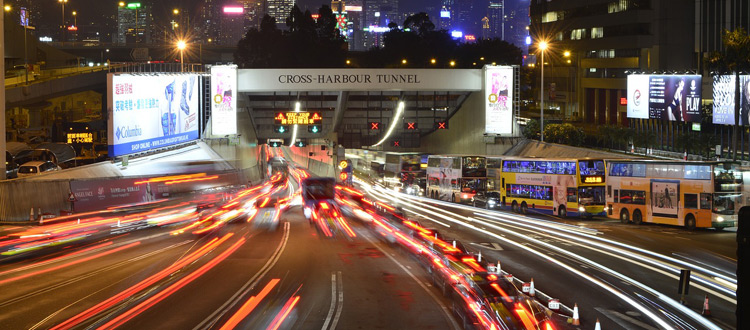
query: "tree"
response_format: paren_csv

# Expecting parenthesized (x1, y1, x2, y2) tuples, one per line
(523, 119, 540, 139)
(403, 12, 435, 36)
(706, 28, 750, 160)
(544, 123, 585, 146)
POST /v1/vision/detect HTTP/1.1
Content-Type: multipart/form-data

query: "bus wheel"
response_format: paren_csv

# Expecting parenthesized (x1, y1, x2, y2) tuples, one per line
(685, 214, 696, 230)
(633, 210, 643, 225)
(620, 209, 630, 223)
(558, 206, 567, 218)
(520, 202, 528, 214)
(512, 201, 519, 213)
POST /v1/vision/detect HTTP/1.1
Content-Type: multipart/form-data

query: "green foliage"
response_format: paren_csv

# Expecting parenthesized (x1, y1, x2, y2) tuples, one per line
(523, 119, 539, 139)
(595, 125, 633, 150)
(543, 123, 585, 146)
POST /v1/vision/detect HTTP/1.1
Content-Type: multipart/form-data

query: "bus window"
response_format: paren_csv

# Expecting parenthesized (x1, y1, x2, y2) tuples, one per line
(614, 190, 619, 203)
(684, 193, 698, 209)
(700, 193, 712, 209)
(567, 188, 577, 203)
(713, 194, 736, 215)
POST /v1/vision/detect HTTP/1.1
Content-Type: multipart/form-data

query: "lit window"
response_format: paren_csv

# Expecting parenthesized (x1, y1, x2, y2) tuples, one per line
(608, 0, 630, 13)
(592, 27, 603, 38)
(570, 28, 586, 40)
(541, 12, 557, 23)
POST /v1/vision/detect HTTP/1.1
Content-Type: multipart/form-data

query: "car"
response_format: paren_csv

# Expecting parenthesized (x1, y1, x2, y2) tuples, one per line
(249, 197, 284, 231)
(17, 161, 61, 178)
(472, 191, 501, 209)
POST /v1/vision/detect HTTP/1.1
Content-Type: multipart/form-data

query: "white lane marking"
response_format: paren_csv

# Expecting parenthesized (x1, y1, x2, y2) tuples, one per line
(193, 222, 291, 330)
(330, 270, 344, 330)
(595, 307, 659, 330)
(361, 235, 461, 330)
(321, 272, 337, 330)
(470, 242, 504, 251)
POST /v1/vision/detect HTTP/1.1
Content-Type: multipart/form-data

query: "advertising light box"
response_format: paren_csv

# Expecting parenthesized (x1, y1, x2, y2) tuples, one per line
(484, 66, 514, 135)
(627, 74, 702, 122)
(713, 74, 750, 125)
(107, 74, 200, 157)
(211, 65, 238, 135)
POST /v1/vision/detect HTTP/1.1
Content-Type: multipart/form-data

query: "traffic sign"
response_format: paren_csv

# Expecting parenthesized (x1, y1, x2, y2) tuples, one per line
(435, 121, 448, 129)
(308, 125, 321, 133)
(369, 122, 380, 130)
(274, 125, 288, 133)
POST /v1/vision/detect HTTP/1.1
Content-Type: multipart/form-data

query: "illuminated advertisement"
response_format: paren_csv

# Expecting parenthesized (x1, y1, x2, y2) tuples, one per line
(107, 74, 200, 157)
(211, 65, 238, 135)
(713, 74, 750, 125)
(627, 74, 702, 122)
(484, 66, 514, 135)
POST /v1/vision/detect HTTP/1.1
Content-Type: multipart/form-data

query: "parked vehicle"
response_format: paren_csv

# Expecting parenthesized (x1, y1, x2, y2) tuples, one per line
(17, 161, 61, 178)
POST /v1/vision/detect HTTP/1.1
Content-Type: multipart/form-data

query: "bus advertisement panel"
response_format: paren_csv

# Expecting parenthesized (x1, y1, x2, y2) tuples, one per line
(426, 155, 486, 203)
(490, 158, 605, 217)
(107, 73, 200, 157)
(606, 161, 739, 229)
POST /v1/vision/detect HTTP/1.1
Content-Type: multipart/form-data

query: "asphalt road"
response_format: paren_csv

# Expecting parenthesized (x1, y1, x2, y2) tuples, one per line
(0, 204, 459, 329)
(363, 183, 737, 330)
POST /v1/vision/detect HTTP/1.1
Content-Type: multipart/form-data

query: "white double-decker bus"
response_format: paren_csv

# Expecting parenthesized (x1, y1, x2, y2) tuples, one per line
(426, 155, 486, 203)
(606, 160, 740, 230)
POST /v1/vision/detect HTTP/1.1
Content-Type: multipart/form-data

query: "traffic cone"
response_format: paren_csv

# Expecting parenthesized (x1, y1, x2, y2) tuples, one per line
(478, 251, 482, 262)
(571, 303, 580, 325)
(30, 208, 35, 222)
(594, 318, 601, 330)
(529, 278, 535, 297)
(702, 295, 711, 316)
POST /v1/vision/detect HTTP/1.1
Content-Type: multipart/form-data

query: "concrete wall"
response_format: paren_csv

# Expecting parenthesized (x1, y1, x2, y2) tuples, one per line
(282, 145, 335, 178)
(204, 109, 264, 184)
(419, 91, 521, 156)
(0, 180, 72, 222)
(504, 139, 640, 159)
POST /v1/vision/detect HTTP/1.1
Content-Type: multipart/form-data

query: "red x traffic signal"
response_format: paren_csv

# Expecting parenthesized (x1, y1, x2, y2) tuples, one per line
(370, 122, 380, 130)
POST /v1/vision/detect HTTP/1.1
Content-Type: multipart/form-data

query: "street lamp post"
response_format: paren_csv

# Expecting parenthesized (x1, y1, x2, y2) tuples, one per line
(539, 41, 548, 142)
(58, 0, 68, 42)
(177, 40, 186, 72)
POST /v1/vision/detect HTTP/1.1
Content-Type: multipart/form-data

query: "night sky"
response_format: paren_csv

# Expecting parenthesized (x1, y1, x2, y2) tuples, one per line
(36, 0, 527, 27)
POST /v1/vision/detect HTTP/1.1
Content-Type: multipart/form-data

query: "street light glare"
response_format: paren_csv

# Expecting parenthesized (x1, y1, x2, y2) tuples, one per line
(119, 1, 125, 7)
(564, 50, 571, 57)
(4, 5, 10, 12)
(539, 41, 548, 50)
(177, 40, 187, 50)
(173, 9, 179, 15)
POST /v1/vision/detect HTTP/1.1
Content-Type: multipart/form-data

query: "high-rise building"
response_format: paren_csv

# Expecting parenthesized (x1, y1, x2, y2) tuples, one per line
(220, 4, 247, 46)
(266, 0, 295, 28)
(695, 0, 750, 71)
(116, 2, 152, 45)
(363, 0, 398, 48)
(530, 0, 695, 126)
(241, 0, 265, 30)
(487, 1, 504, 40)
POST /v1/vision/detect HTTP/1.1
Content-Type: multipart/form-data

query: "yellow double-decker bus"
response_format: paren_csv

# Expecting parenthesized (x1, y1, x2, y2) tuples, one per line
(606, 160, 740, 230)
(488, 157, 606, 217)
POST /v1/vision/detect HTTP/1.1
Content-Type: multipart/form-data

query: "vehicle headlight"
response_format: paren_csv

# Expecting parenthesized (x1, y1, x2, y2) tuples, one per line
(717, 216, 724, 222)
(462, 194, 468, 199)
(488, 200, 496, 204)
(579, 206, 586, 212)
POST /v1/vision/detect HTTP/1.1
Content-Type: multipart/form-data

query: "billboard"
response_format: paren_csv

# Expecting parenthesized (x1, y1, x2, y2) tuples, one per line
(626, 74, 702, 122)
(211, 65, 238, 135)
(712, 74, 750, 125)
(484, 66, 514, 135)
(108, 74, 200, 157)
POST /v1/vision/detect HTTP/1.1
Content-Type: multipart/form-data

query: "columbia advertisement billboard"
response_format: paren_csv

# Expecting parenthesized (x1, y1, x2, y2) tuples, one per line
(211, 65, 238, 135)
(712, 74, 750, 125)
(107, 74, 200, 157)
(626, 74, 702, 122)
(484, 66, 514, 135)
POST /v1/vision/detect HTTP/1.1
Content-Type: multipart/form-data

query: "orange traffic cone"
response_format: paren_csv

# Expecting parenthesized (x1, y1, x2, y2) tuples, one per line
(571, 303, 580, 325)
(594, 318, 601, 330)
(702, 295, 711, 317)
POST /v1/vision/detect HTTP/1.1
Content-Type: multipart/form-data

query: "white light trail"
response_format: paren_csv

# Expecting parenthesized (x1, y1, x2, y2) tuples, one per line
(289, 102, 301, 147)
(371, 101, 405, 147)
